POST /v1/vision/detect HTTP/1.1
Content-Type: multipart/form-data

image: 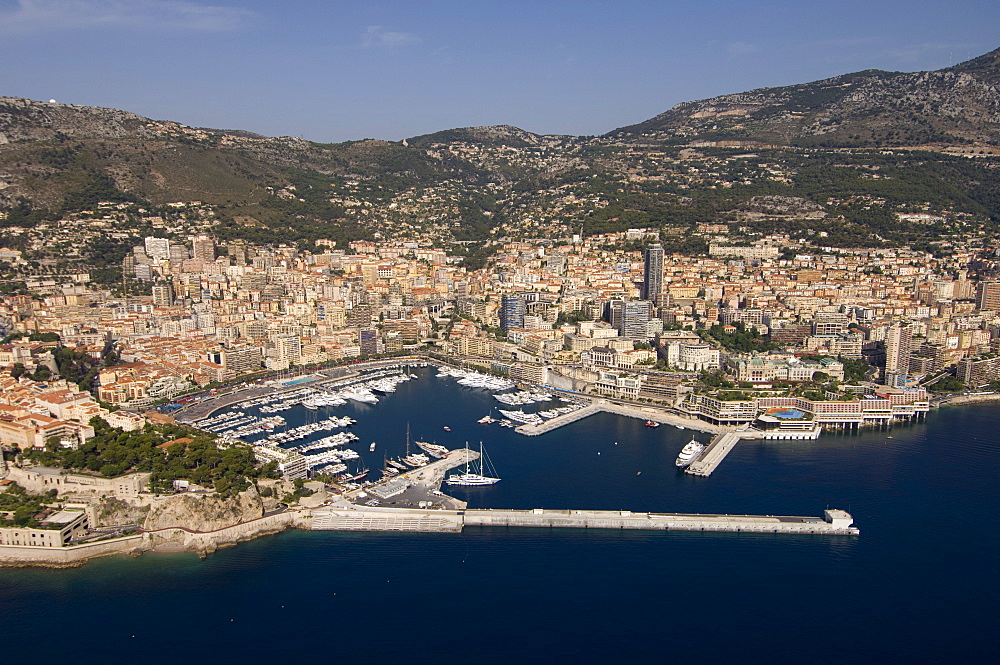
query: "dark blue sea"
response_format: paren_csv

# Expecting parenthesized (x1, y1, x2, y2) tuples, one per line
(2, 368, 997, 664)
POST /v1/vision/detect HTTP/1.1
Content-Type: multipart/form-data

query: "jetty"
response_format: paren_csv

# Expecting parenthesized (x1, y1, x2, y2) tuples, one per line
(516, 403, 602, 435)
(309, 505, 858, 536)
(515, 400, 721, 436)
(344, 447, 477, 510)
(685, 431, 742, 477)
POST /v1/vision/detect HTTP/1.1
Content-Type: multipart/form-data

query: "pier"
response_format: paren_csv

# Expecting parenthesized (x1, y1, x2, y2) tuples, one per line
(515, 400, 722, 436)
(311, 505, 464, 532)
(345, 448, 478, 510)
(685, 431, 743, 477)
(516, 403, 602, 435)
(309, 505, 858, 536)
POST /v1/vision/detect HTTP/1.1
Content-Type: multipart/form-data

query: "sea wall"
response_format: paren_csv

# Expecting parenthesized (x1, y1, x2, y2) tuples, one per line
(938, 393, 1000, 406)
(0, 535, 145, 567)
(141, 510, 307, 554)
(0, 510, 309, 567)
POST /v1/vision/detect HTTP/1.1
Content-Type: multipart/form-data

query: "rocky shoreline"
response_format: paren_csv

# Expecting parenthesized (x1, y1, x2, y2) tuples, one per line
(0, 509, 311, 567)
(936, 393, 1000, 406)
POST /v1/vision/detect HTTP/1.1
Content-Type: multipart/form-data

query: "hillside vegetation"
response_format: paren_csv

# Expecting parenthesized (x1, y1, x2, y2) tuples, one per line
(1, 48, 998, 251)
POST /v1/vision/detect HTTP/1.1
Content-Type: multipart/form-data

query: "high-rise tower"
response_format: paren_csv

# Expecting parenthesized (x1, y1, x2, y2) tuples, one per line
(500, 295, 526, 332)
(884, 321, 913, 387)
(976, 281, 1000, 311)
(642, 242, 664, 302)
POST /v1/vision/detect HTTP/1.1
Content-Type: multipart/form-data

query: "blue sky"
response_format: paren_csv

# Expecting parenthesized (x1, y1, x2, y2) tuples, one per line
(1, 0, 998, 142)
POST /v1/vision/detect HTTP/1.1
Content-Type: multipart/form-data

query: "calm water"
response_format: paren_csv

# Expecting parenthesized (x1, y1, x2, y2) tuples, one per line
(2, 369, 997, 664)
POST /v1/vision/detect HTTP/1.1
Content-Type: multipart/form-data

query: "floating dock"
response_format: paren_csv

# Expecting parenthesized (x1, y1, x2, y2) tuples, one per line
(685, 431, 742, 477)
(309, 505, 858, 536)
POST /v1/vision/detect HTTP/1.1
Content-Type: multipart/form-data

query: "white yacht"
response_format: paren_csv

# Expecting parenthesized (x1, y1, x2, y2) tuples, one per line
(675, 438, 705, 468)
(415, 440, 450, 458)
(445, 443, 500, 486)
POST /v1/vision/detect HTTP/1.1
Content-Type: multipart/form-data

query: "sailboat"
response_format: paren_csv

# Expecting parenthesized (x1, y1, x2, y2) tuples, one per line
(415, 439, 450, 458)
(445, 442, 500, 486)
(402, 423, 430, 467)
(381, 456, 399, 477)
(345, 464, 369, 481)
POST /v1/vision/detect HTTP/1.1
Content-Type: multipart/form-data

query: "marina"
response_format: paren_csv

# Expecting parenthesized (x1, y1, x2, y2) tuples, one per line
(180, 361, 784, 489)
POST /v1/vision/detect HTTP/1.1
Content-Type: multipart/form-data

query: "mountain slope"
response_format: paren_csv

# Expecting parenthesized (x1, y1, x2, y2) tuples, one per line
(1, 47, 999, 264)
(612, 48, 1000, 147)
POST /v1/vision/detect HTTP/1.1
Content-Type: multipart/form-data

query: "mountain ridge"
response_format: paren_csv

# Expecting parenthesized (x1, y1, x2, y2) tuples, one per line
(1, 48, 999, 271)
(610, 48, 1000, 147)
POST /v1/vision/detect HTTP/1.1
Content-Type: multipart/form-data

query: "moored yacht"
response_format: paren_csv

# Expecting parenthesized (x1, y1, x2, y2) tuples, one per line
(415, 440, 450, 458)
(445, 442, 500, 486)
(675, 438, 705, 468)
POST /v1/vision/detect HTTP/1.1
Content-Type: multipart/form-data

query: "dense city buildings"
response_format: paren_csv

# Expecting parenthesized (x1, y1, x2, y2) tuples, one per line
(0, 207, 996, 447)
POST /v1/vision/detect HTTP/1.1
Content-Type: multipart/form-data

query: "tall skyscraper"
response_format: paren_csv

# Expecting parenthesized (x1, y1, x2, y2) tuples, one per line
(500, 295, 526, 332)
(618, 300, 652, 338)
(884, 321, 913, 386)
(642, 242, 664, 302)
(976, 281, 1000, 311)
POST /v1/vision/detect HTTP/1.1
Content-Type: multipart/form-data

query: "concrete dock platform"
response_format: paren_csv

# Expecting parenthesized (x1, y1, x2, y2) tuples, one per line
(515, 400, 722, 437)
(464, 507, 859, 535)
(309, 504, 859, 536)
(686, 432, 742, 477)
(344, 448, 478, 510)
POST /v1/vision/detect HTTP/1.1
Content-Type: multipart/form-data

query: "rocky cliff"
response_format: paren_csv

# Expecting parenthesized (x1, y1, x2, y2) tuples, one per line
(142, 488, 264, 532)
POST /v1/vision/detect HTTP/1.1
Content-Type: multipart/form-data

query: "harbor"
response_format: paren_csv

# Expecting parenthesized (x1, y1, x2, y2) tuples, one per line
(172, 359, 791, 490)
(166, 359, 858, 539)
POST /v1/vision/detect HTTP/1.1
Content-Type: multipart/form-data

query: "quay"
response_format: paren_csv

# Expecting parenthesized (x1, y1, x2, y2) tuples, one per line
(516, 399, 722, 436)
(516, 402, 602, 435)
(685, 431, 743, 477)
(344, 447, 478, 510)
(309, 505, 858, 536)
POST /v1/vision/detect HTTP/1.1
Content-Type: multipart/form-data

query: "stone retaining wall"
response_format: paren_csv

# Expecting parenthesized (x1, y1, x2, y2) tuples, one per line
(0, 535, 145, 567)
(0, 511, 309, 566)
